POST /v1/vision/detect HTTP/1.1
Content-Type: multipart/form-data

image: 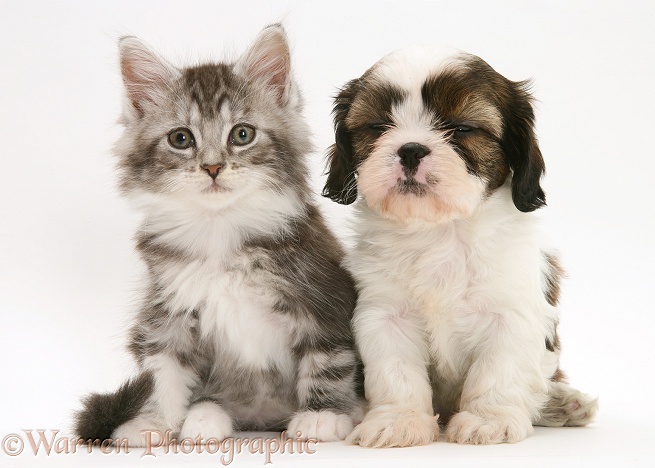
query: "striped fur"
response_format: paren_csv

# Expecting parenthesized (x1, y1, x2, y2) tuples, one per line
(74, 25, 361, 445)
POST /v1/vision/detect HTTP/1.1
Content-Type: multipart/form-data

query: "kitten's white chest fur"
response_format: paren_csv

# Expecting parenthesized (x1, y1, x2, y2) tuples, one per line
(137, 191, 300, 375)
(163, 257, 294, 373)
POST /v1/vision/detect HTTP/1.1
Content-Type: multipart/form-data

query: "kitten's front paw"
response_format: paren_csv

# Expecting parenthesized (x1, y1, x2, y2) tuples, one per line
(446, 410, 533, 444)
(287, 410, 353, 442)
(112, 414, 161, 447)
(346, 408, 439, 448)
(179, 402, 233, 442)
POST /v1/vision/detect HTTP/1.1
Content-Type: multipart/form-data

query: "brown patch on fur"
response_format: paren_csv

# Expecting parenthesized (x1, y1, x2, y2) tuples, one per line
(551, 367, 567, 383)
(457, 56, 546, 212)
(543, 252, 565, 307)
(345, 83, 407, 174)
(421, 65, 504, 138)
(542, 251, 566, 383)
(452, 133, 509, 195)
(322, 79, 405, 205)
(344, 82, 406, 131)
(547, 329, 565, 383)
(545, 334, 561, 353)
(421, 66, 509, 192)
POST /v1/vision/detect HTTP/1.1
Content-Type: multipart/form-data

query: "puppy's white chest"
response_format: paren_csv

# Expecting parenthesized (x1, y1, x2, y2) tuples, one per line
(384, 228, 473, 311)
(161, 258, 294, 372)
(378, 226, 493, 376)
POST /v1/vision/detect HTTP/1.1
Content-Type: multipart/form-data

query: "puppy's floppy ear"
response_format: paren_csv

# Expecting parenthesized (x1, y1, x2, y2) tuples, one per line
(322, 79, 360, 205)
(502, 80, 546, 212)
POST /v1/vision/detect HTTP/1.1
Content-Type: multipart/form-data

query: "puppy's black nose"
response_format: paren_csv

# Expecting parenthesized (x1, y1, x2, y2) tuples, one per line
(398, 143, 431, 171)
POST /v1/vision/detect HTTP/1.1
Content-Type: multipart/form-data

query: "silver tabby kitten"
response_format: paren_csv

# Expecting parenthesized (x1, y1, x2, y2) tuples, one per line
(75, 25, 361, 445)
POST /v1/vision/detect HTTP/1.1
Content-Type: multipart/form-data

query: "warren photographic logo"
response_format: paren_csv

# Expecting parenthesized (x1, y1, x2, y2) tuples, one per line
(2, 430, 318, 465)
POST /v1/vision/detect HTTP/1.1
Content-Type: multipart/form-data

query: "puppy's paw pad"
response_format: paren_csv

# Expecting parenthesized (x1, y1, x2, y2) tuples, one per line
(287, 410, 353, 442)
(446, 410, 532, 445)
(347, 409, 438, 448)
(179, 402, 233, 442)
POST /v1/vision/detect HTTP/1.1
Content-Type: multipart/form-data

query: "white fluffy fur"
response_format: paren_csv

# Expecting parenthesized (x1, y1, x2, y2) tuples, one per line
(130, 188, 302, 370)
(112, 354, 200, 446)
(347, 407, 439, 448)
(358, 128, 487, 223)
(339, 47, 585, 447)
(348, 185, 561, 446)
(179, 402, 233, 441)
(108, 186, 305, 442)
(287, 410, 354, 442)
(112, 413, 160, 447)
(372, 45, 462, 91)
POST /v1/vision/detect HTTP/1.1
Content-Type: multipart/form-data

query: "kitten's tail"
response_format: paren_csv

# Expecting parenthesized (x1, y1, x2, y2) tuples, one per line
(536, 381, 599, 427)
(74, 372, 154, 442)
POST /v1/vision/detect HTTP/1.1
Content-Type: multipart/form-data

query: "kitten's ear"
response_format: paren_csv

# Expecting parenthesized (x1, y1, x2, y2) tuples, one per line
(503, 79, 546, 212)
(322, 79, 360, 205)
(118, 36, 179, 120)
(235, 24, 296, 107)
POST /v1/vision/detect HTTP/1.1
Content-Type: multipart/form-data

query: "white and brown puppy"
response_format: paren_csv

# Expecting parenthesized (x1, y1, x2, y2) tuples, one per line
(323, 46, 598, 447)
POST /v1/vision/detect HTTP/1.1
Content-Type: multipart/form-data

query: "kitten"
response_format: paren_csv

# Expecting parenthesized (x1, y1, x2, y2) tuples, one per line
(74, 25, 361, 445)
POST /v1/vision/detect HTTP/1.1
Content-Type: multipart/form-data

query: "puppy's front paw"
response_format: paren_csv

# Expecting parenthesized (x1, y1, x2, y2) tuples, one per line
(287, 410, 353, 442)
(112, 414, 161, 447)
(179, 401, 233, 442)
(346, 408, 439, 448)
(446, 410, 533, 444)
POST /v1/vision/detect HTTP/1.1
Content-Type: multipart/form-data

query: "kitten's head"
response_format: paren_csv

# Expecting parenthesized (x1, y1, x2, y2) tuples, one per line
(115, 25, 312, 211)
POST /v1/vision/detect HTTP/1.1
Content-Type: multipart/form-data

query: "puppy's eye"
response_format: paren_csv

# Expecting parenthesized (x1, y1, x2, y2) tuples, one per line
(168, 128, 195, 149)
(454, 125, 473, 133)
(229, 125, 256, 146)
(365, 121, 389, 134)
(446, 124, 477, 138)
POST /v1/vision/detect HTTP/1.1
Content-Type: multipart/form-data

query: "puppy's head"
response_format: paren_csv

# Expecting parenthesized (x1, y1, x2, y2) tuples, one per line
(323, 46, 545, 223)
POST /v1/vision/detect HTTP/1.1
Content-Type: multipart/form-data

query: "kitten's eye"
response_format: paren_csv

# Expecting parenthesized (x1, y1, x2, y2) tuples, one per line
(229, 125, 256, 146)
(168, 128, 195, 150)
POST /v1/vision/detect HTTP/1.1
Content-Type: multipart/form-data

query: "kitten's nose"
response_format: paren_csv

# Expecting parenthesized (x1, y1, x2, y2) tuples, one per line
(398, 143, 431, 171)
(201, 164, 223, 180)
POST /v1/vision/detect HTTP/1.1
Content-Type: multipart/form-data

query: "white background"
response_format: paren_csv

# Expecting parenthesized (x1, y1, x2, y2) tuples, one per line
(1, 1, 654, 466)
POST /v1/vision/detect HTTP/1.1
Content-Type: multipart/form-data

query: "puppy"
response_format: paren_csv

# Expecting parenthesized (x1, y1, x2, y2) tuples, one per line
(323, 46, 598, 447)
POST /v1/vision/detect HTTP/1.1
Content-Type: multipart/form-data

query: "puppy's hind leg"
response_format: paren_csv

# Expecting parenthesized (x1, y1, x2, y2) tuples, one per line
(536, 380, 598, 427)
